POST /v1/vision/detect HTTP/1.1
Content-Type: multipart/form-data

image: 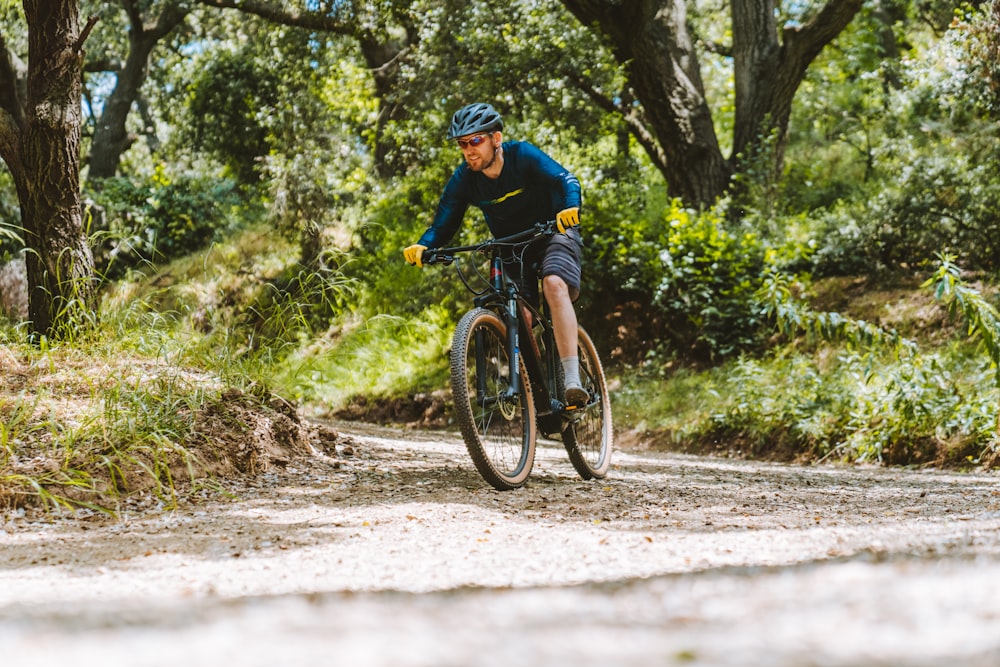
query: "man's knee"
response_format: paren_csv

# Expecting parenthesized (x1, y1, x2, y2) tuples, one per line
(543, 274, 579, 303)
(542, 274, 568, 294)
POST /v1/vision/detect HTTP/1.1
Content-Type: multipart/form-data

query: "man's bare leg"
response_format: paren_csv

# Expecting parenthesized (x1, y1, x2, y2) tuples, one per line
(543, 275, 586, 404)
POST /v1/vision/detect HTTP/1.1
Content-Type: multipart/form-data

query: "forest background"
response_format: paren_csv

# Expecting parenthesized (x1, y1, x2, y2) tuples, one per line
(0, 0, 999, 510)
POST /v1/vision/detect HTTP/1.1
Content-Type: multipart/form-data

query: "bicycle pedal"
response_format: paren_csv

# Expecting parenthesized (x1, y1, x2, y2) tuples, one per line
(563, 386, 589, 408)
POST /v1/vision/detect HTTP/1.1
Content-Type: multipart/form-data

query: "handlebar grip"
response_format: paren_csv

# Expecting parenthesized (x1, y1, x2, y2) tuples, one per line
(422, 249, 453, 266)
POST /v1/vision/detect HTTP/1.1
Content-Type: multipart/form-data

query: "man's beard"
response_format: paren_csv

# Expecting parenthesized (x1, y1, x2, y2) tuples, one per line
(469, 145, 499, 172)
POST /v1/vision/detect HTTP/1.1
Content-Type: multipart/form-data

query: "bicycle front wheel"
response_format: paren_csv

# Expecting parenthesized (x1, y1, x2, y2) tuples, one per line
(450, 308, 537, 490)
(562, 326, 613, 479)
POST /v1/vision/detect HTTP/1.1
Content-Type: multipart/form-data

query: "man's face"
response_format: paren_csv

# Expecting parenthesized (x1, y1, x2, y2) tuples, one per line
(457, 131, 498, 171)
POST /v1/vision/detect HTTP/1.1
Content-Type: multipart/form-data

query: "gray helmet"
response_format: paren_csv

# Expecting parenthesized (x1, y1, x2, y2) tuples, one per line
(447, 103, 503, 139)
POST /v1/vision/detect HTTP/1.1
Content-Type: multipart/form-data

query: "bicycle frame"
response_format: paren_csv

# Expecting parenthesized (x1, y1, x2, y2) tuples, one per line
(425, 223, 569, 419)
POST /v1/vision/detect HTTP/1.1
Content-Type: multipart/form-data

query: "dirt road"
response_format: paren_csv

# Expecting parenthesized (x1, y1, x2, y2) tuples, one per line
(3, 422, 1000, 666)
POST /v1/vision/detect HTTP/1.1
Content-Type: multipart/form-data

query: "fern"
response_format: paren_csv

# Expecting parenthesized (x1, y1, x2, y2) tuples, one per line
(925, 253, 1000, 387)
(756, 270, 917, 356)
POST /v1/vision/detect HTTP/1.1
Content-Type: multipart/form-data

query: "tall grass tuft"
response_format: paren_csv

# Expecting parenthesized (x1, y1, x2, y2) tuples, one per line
(0, 310, 220, 513)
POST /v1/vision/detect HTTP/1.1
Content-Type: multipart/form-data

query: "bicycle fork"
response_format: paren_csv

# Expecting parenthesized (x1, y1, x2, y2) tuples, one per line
(472, 254, 523, 409)
(499, 256, 524, 402)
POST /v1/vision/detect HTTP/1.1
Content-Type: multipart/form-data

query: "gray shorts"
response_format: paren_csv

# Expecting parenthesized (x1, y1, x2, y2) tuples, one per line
(508, 227, 583, 305)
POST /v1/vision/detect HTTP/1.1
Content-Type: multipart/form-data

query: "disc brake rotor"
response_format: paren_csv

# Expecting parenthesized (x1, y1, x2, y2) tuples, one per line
(498, 393, 518, 420)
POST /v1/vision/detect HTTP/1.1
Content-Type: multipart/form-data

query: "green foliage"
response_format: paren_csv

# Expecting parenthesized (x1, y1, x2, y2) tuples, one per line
(807, 202, 877, 277)
(261, 46, 378, 264)
(183, 48, 280, 184)
(86, 171, 245, 279)
(952, 1, 1000, 118)
(757, 270, 917, 355)
(926, 253, 1000, 386)
(834, 349, 994, 464)
(616, 331, 997, 467)
(698, 354, 855, 460)
(588, 200, 770, 361)
(610, 256, 1000, 467)
(692, 346, 997, 465)
(806, 3, 1000, 275)
(863, 136, 1000, 271)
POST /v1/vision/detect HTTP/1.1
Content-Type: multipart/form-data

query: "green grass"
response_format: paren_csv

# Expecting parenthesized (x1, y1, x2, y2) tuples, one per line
(0, 329, 221, 513)
(275, 308, 453, 415)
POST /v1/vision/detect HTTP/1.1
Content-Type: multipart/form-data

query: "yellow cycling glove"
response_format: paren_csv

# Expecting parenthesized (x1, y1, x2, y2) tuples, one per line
(403, 244, 427, 268)
(555, 207, 580, 234)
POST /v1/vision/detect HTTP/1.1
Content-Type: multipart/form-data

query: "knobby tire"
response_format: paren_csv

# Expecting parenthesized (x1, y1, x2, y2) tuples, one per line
(562, 326, 613, 479)
(450, 308, 536, 490)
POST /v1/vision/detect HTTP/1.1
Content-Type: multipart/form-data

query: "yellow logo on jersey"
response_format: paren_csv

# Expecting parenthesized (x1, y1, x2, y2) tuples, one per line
(490, 188, 524, 205)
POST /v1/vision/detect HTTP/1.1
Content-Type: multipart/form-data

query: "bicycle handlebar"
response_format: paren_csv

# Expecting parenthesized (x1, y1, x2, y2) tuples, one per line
(421, 220, 558, 266)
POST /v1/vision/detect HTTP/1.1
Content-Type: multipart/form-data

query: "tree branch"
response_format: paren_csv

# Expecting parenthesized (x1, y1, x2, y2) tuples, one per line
(0, 36, 24, 129)
(121, 0, 144, 33)
(0, 106, 22, 172)
(149, 1, 192, 42)
(84, 57, 124, 73)
(74, 15, 100, 53)
(700, 39, 732, 58)
(781, 0, 864, 70)
(565, 72, 669, 176)
(195, 0, 357, 36)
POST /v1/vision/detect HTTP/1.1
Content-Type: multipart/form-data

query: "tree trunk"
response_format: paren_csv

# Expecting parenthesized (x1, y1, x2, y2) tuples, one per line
(3, 0, 97, 340)
(87, 0, 189, 181)
(86, 36, 156, 180)
(731, 0, 864, 169)
(559, 0, 863, 208)
(731, 0, 779, 162)
(560, 0, 730, 207)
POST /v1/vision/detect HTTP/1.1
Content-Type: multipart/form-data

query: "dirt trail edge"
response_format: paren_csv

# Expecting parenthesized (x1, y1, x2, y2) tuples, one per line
(3, 422, 1000, 667)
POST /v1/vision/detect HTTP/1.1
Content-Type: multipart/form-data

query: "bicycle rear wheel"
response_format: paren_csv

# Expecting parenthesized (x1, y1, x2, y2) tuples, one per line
(450, 308, 536, 490)
(562, 326, 612, 479)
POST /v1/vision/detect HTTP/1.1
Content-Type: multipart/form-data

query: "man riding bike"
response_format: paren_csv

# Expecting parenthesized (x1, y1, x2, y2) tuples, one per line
(403, 102, 588, 406)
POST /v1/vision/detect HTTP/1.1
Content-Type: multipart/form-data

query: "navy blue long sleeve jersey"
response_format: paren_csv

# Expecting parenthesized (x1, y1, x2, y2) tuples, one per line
(417, 141, 581, 249)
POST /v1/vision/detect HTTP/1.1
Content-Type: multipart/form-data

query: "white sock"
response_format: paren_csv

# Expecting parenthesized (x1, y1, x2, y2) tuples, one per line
(561, 356, 580, 388)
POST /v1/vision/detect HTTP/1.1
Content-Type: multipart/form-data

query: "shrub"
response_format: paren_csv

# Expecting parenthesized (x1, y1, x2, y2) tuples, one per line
(588, 200, 770, 362)
(87, 172, 244, 279)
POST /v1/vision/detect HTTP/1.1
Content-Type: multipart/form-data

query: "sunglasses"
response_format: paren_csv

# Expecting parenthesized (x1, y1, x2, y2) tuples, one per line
(456, 133, 491, 149)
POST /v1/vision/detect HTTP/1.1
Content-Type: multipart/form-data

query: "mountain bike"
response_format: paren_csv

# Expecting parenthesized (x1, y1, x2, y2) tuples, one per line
(422, 221, 612, 490)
